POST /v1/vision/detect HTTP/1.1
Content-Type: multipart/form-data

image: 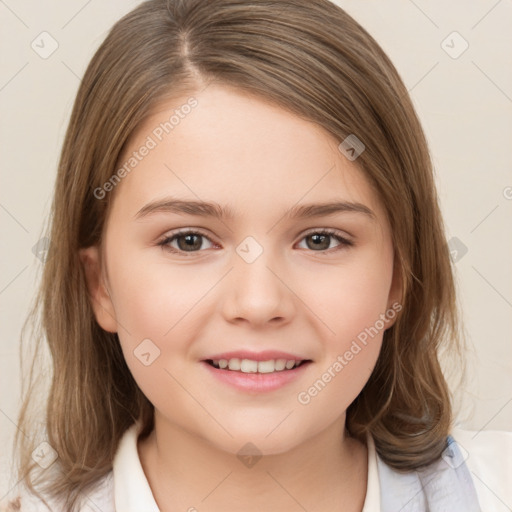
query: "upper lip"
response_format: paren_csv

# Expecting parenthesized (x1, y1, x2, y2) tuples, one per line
(203, 350, 311, 362)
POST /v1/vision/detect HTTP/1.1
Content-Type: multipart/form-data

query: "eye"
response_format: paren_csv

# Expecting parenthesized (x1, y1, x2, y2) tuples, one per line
(296, 229, 353, 252)
(158, 229, 216, 254)
(157, 228, 353, 256)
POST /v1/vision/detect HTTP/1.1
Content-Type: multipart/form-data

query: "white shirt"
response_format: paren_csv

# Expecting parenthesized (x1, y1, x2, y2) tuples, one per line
(3, 423, 511, 511)
(112, 423, 382, 511)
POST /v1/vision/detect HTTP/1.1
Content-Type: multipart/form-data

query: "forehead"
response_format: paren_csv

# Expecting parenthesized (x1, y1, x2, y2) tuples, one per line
(109, 84, 387, 228)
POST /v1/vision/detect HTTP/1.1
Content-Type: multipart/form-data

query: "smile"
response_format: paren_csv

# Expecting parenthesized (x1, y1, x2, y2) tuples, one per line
(202, 358, 313, 393)
(206, 358, 308, 373)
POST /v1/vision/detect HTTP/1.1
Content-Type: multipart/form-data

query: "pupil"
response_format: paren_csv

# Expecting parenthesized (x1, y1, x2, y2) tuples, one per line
(309, 234, 329, 250)
(179, 234, 201, 251)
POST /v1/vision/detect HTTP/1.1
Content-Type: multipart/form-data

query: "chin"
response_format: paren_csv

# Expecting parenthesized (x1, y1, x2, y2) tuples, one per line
(201, 422, 309, 459)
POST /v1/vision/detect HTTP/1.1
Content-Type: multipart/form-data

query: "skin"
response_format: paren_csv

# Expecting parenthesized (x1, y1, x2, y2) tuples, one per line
(80, 83, 402, 512)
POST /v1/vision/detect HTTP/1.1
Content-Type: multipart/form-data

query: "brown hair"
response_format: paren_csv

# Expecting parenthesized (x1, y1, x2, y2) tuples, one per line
(8, 0, 467, 509)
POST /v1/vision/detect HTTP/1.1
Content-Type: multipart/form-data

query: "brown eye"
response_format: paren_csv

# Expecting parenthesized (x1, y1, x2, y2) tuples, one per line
(297, 230, 353, 252)
(159, 230, 215, 254)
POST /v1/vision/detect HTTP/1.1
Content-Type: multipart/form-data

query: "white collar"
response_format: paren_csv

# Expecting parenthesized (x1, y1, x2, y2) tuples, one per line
(112, 422, 381, 511)
(363, 430, 381, 510)
(113, 421, 160, 511)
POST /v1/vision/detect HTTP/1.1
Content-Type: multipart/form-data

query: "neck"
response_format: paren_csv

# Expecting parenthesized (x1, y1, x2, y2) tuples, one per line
(138, 414, 368, 512)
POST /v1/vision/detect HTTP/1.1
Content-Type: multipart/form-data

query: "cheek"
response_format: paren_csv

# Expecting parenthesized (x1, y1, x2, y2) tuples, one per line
(296, 261, 390, 417)
(105, 244, 220, 397)
(296, 336, 382, 431)
(107, 252, 196, 415)
(295, 248, 392, 400)
(106, 242, 214, 338)
(301, 249, 394, 340)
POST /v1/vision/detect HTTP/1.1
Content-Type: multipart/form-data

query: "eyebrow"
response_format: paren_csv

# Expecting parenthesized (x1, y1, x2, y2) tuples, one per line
(134, 198, 376, 222)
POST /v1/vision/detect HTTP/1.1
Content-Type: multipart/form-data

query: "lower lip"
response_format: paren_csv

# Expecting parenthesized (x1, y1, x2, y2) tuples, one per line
(201, 361, 312, 393)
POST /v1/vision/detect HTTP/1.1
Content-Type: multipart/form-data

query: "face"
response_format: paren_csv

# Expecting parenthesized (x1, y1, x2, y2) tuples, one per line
(81, 84, 402, 456)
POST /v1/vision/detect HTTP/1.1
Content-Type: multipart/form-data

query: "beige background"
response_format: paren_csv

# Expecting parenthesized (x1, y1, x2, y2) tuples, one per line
(1, 0, 511, 500)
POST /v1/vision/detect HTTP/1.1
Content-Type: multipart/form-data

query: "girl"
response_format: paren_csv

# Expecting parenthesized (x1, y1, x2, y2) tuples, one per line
(3, 0, 510, 510)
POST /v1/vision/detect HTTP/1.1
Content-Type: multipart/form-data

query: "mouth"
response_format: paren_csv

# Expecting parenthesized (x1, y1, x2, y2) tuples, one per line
(201, 358, 313, 392)
(204, 358, 311, 373)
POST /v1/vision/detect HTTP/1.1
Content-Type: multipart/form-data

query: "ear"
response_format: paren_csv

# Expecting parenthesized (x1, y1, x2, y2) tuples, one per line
(79, 246, 118, 333)
(385, 252, 404, 329)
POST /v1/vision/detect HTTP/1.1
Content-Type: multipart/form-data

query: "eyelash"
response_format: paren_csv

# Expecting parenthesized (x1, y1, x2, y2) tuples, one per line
(157, 228, 354, 256)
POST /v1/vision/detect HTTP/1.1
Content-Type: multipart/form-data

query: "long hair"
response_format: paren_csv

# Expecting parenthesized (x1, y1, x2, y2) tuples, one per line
(9, 0, 467, 509)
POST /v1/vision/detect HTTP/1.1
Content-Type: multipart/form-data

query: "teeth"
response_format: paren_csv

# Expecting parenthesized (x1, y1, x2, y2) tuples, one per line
(228, 358, 241, 371)
(210, 358, 303, 373)
(240, 359, 258, 373)
(274, 359, 286, 371)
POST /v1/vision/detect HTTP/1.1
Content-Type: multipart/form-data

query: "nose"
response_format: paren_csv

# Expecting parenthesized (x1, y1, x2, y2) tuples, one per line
(221, 243, 296, 328)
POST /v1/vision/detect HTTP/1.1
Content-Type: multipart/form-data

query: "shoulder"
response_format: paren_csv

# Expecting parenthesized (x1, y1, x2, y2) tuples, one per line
(451, 426, 512, 511)
(373, 428, 511, 511)
(0, 471, 115, 512)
